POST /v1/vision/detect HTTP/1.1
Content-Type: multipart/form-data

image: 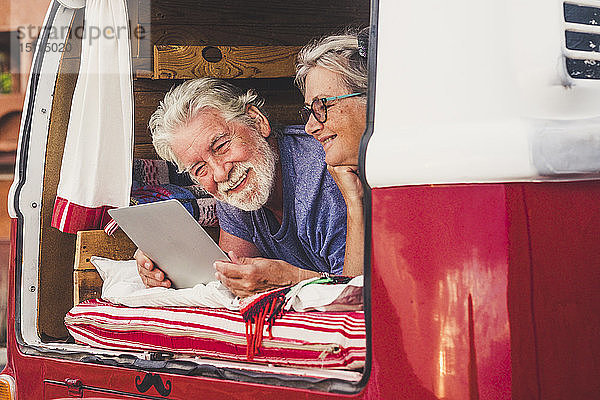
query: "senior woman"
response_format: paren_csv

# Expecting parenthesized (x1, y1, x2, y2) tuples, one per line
(295, 29, 369, 277)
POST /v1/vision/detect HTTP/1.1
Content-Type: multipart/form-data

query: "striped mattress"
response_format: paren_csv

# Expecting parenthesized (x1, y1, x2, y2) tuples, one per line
(65, 299, 366, 370)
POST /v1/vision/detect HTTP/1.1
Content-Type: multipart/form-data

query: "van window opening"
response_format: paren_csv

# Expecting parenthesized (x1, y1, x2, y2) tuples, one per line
(10, 0, 375, 394)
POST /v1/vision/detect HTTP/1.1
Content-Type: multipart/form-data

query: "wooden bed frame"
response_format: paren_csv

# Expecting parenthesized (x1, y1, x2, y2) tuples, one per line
(73, 230, 137, 305)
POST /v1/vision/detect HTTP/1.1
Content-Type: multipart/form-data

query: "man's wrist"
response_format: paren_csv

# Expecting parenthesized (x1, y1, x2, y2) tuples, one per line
(293, 266, 320, 285)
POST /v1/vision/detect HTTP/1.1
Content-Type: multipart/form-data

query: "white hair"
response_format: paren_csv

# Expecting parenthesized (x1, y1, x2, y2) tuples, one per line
(149, 78, 265, 170)
(295, 28, 368, 97)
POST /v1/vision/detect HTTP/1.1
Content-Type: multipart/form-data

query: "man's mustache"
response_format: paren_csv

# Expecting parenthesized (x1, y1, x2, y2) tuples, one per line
(217, 162, 251, 194)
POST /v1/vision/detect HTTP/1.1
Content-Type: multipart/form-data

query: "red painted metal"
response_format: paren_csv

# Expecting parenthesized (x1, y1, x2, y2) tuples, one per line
(508, 182, 600, 400)
(368, 182, 600, 399)
(4, 181, 600, 398)
(369, 184, 512, 399)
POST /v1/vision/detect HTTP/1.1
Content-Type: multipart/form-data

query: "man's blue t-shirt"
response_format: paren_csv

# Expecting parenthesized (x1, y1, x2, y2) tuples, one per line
(216, 126, 347, 274)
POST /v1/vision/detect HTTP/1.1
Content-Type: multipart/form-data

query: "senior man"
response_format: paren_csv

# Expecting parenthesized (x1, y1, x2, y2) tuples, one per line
(135, 78, 347, 297)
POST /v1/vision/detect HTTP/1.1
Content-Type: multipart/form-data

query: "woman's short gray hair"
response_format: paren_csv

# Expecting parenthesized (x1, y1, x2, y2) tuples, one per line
(149, 78, 264, 170)
(295, 28, 368, 97)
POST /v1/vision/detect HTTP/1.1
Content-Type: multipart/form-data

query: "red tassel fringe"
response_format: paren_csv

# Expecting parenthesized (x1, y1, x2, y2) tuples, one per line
(240, 286, 290, 360)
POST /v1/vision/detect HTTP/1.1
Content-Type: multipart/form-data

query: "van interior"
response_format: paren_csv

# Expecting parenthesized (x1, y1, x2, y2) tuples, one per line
(30, 0, 370, 385)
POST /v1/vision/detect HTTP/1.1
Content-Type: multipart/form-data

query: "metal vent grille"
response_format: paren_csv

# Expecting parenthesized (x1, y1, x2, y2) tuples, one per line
(564, 1, 600, 79)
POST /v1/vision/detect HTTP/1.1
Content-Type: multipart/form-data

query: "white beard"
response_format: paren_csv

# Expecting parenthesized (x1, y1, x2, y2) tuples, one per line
(215, 135, 277, 211)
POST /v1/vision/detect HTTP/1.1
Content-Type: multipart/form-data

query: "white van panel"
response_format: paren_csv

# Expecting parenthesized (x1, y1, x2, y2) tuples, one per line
(366, 0, 600, 188)
(8, 3, 76, 344)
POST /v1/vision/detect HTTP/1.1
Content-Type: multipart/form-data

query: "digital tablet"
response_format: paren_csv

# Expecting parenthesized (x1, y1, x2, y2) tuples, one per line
(108, 199, 228, 288)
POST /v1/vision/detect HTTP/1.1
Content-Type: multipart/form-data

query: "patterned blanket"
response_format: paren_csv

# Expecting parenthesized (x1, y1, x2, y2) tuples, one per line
(104, 159, 218, 234)
(65, 299, 365, 370)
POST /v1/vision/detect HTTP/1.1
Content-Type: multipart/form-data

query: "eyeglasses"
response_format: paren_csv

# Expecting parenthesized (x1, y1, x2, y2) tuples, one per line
(299, 93, 365, 124)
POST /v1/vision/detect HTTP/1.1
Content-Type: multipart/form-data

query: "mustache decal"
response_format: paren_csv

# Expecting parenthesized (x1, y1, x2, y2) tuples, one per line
(135, 373, 172, 397)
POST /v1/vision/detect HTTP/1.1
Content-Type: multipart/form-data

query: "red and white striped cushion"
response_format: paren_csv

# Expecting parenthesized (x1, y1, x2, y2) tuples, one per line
(65, 299, 365, 369)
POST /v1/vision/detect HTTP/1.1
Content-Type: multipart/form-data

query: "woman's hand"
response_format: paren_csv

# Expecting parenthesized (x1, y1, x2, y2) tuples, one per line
(327, 165, 363, 206)
(214, 251, 319, 297)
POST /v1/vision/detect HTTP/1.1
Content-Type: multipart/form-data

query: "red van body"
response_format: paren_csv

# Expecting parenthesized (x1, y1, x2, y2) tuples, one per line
(4, 184, 599, 399)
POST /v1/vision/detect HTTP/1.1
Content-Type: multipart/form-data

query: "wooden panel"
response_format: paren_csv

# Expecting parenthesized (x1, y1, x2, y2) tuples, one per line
(151, 24, 355, 46)
(134, 91, 163, 141)
(39, 67, 79, 339)
(143, 23, 365, 58)
(146, 0, 369, 27)
(138, 0, 370, 58)
(73, 229, 137, 305)
(153, 45, 301, 80)
(134, 89, 160, 147)
(135, 78, 184, 92)
(74, 229, 137, 271)
(134, 118, 152, 143)
(135, 91, 165, 108)
(73, 270, 103, 305)
(134, 143, 159, 159)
